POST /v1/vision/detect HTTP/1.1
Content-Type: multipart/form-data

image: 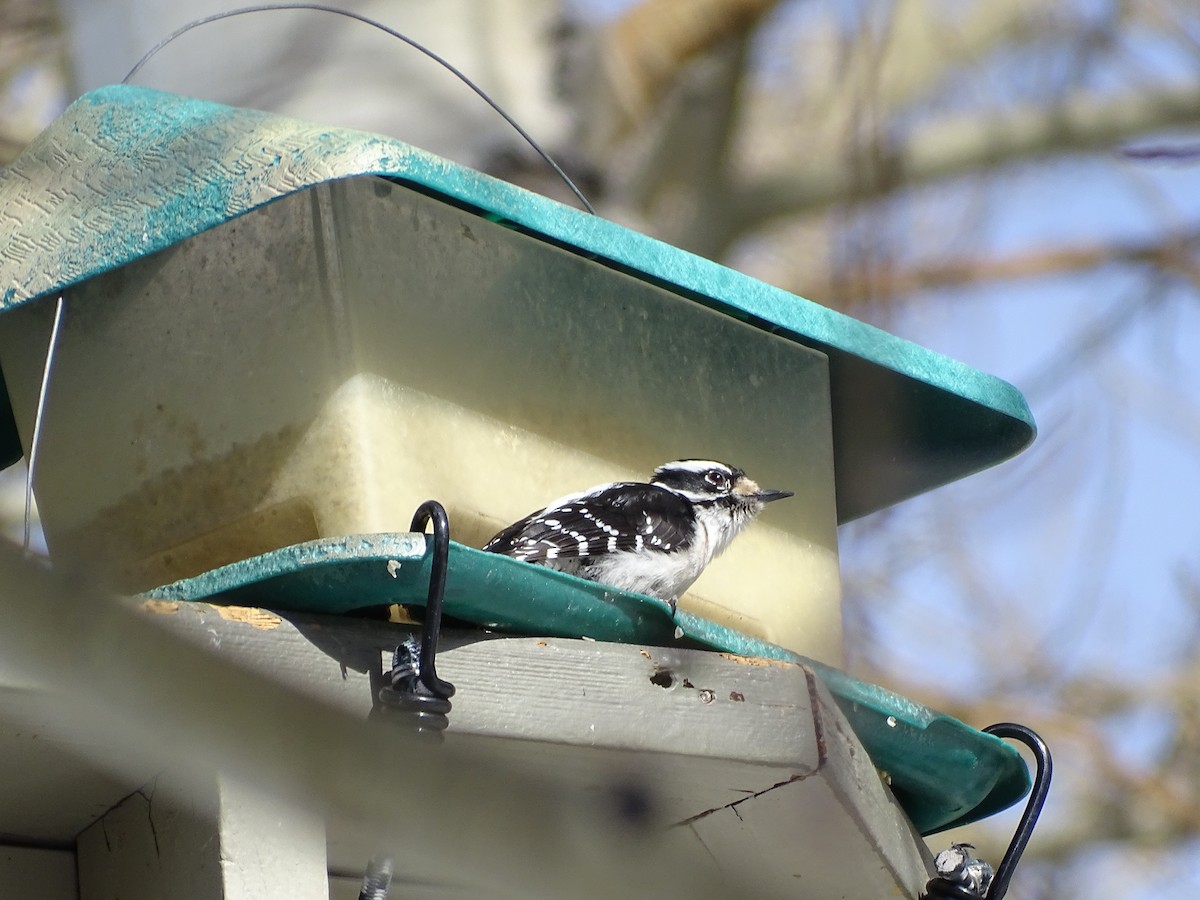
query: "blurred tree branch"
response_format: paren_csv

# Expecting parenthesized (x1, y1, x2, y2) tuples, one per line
(583, 0, 779, 154)
(735, 84, 1200, 229)
(583, 0, 1200, 275)
(805, 228, 1200, 307)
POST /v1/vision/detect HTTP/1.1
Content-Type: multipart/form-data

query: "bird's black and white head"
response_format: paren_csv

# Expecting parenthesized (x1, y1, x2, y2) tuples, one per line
(647, 459, 793, 561)
(651, 460, 792, 516)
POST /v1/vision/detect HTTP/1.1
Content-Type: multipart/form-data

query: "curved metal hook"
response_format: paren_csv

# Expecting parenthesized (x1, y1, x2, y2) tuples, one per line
(409, 499, 456, 700)
(982, 723, 1052, 900)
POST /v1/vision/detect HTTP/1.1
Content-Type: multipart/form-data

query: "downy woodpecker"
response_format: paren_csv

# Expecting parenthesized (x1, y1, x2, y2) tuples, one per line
(483, 460, 792, 608)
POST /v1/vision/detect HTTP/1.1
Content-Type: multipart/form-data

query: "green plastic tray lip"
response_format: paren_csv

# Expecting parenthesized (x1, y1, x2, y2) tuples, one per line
(0, 85, 1035, 520)
(143, 532, 1030, 835)
(146, 532, 680, 644)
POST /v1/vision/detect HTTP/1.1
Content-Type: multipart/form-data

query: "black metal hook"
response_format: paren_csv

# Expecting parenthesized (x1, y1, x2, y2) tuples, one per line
(369, 500, 456, 736)
(980, 723, 1052, 900)
(408, 499, 456, 700)
(921, 722, 1051, 900)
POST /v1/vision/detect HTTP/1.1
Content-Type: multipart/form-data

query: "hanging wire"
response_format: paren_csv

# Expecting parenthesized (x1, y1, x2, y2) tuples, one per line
(25, 294, 66, 556)
(120, 3, 596, 215)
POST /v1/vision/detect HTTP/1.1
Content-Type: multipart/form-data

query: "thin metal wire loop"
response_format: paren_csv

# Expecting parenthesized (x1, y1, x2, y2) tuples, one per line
(120, 3, 596, 214)
(25, 294, 66, 556)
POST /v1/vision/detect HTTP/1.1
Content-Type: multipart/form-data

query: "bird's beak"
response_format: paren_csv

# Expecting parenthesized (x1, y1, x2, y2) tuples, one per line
(733, 475, 793, 503)
(755, 488, 793, 503)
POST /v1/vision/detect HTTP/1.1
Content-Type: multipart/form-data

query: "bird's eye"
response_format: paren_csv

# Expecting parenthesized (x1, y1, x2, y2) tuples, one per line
(705, 469, 730, 490)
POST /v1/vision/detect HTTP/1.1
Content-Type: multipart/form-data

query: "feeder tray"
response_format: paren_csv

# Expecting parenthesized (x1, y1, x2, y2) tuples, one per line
(144, 532, 1031, 836)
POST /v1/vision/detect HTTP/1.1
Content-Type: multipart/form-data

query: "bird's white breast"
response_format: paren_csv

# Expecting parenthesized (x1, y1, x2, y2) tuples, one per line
(589, 503, 744, 601)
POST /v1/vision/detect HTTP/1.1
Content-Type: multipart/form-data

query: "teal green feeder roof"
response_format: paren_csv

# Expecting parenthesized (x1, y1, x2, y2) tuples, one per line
(0, 85, 1034, 521)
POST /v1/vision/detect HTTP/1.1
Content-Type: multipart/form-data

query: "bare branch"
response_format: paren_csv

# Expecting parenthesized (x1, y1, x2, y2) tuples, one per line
(805, 229, 1200, 307)
(820, 0, 1047, 119)
(582, 0, 779, 154)
(732, 84, 1200, 234)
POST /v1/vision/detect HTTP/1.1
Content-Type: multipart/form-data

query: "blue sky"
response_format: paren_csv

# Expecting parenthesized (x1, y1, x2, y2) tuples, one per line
(854, 149, 1200, 685)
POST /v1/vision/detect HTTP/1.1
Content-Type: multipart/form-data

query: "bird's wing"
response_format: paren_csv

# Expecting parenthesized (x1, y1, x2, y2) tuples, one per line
(483, 483, 695, 562)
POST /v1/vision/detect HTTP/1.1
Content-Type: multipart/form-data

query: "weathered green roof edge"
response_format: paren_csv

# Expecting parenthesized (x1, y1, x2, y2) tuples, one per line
(0, 85, 1035, 520)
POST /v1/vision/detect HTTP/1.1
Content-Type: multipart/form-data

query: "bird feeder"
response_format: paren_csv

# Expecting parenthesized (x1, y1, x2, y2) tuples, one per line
(0, 85, 1033, 666)
(0, 86, 1042, 898)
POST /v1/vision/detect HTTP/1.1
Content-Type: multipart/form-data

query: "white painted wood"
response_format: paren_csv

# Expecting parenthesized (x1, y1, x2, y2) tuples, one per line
(0, 559, 933, 899)
(76, 772, 326, 900)
(0, 846, 78, 900)
(138, 601, 823, 764)
(137, 600, 933, 897)
(76, 778, 224, 900)
(124, 602, 928, 896)
(216, 775, 327, 900)
(0, 686, 145, 843)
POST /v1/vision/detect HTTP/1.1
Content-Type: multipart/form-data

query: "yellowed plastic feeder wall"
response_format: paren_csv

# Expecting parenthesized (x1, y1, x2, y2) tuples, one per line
(0, 176, 843, 663)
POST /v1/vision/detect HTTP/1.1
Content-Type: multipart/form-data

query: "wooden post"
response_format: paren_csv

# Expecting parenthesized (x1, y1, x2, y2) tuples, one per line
(0, 846, 78, 899)
(76, 771, 326, 900)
